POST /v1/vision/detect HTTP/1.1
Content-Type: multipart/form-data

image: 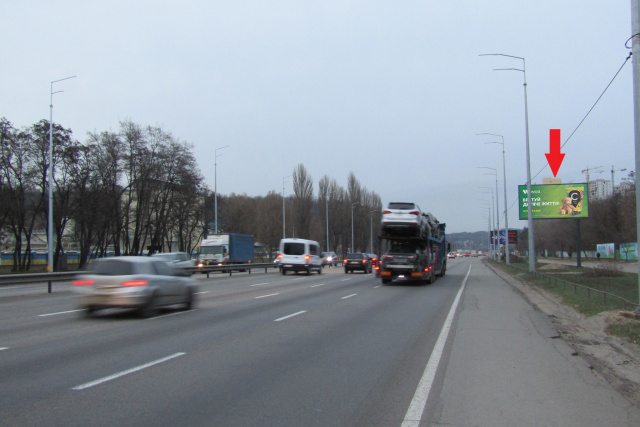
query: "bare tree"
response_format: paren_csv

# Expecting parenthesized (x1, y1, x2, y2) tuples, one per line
(292, 164, 314, 238)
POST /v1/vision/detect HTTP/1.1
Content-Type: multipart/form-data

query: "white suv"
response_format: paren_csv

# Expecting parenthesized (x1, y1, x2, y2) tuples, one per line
(381, 202, 425, 236)
(278, 238, 323, 275)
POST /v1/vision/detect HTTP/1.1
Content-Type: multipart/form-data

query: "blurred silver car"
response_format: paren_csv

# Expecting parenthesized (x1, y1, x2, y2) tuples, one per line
(73, 256, 198, 318)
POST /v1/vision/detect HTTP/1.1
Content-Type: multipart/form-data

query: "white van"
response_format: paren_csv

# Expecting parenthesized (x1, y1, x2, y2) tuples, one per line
(278, 238, 323, 275)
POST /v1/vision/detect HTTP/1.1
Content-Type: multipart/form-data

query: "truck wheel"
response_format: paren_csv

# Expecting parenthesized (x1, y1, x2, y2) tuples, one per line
(382, 278, 391, 285)
(427, 270, 435, 284)
(317, 267, 322, 275)
(281, 268, 287, 275)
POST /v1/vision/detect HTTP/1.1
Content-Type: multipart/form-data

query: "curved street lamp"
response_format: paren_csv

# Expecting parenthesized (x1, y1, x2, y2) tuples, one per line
(282, 175, 291, 239)
(48, 75, 76, 275)
(214, 145, 230, 234)
(477, 133, 510, 264)
(478, 167, 499, 260)
(480, 53, 535, 272)
(351, 202, 360, 252)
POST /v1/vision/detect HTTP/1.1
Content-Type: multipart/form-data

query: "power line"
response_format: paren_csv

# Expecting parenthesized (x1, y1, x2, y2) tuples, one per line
(529, 51, 632, 184)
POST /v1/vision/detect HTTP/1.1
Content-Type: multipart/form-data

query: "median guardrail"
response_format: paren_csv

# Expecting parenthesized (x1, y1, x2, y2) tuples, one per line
(0, 263, 280, 293)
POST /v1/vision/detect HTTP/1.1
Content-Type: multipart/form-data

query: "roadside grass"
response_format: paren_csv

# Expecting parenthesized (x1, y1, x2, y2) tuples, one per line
(488, 258, 640, 343)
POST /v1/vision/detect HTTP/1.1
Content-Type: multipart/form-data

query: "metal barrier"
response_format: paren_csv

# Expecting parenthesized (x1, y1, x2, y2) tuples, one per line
(487, 259, 638, 310)
(0, 263, 279, 293)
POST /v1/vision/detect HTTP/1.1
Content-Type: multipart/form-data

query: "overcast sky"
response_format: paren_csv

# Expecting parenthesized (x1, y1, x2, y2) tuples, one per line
(2, 1, 635, 233)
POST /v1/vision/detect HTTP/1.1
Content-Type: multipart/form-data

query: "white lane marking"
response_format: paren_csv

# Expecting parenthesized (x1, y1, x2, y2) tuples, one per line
(255, 293, 280, 299)
(147, 309, 197, 320)
(341, 293, 357, 300)
(292, 278, 305, 281)
(341, 278, 352, 282)
(274, 311, 307, 322)
(38, 309, 85, 317)
(195, 291, 210, 295)
(73, 352, 186, 390)
(401, 264, 471, 427)
(310, 283, 325, 288)
(0, 347, 8, 351)
(373, 285, 382, 289)
(251, 283, 270, 287)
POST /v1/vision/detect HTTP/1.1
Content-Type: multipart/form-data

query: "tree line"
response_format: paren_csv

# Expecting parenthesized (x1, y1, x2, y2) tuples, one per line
(0, 118, 382, 271)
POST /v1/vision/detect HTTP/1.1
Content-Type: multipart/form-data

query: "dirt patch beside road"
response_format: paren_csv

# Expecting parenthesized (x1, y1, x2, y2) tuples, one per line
(486, 260, 640, 406)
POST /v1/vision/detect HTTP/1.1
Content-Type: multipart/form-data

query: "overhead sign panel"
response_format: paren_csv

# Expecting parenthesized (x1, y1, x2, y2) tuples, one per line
(518, 183, 589, 220)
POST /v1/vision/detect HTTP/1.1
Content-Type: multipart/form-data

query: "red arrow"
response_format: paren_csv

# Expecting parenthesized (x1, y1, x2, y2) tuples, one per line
(545, 129, 564, 177)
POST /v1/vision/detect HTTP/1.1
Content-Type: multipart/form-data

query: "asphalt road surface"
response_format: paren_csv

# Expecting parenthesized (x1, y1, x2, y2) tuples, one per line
(1, 259, 638, 426)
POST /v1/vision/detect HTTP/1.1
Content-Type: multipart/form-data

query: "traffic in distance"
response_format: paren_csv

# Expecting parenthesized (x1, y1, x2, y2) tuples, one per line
(67, 201, 452, 317)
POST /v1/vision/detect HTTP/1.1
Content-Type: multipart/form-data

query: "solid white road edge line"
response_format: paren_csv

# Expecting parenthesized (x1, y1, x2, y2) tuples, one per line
(401, 263, 472, 427)
(255, 293, 280, 299)
(38, 309, 85, 317)
(341, 293, 357, 300)
(274, 311, 307, 322)
(72, 352, 186, 390)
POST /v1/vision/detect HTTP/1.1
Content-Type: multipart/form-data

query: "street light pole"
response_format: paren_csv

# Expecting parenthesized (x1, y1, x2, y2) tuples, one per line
(480, 53, 535, 272)
(479, 167, 499, 260)
(351, 202, 360, 252)
(370, 210, 379, 253)
(282, 175, 291, 239)
(611, 166, 627, 194)
(479, 188, 494, 259)
(48, 75, 76, 274)
(214, 145, 230, 234)
(477, 133, 510, 264)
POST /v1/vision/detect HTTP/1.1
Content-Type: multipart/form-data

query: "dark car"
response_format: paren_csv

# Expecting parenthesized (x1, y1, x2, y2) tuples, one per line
(344, 253, 372, 274)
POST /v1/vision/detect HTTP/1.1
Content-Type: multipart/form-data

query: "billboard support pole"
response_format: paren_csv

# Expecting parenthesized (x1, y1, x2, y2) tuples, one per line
(575, 218, 582, 268)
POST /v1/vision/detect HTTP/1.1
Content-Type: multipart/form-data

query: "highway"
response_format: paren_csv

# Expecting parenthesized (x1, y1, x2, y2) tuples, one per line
(1, 259, 638, 426)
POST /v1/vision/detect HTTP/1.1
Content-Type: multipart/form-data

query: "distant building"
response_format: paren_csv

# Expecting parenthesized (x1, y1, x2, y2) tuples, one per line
(542, 177, 562, 185)
(588, 178, 612, 200)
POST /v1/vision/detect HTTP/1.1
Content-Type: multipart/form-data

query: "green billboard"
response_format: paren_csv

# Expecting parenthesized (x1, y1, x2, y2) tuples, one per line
(518, 183, 589, 220)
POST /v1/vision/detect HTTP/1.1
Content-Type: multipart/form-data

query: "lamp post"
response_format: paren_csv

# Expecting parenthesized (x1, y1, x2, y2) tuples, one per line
(479, 188, 495, 259)
(48, 75, 76, 274)
(477, 201, 492, 257)
(326, 197, 330, 252)
(370, 210, 379, 253)
(481, 53, 535, 272)
(479, 167, 499, 260)
(214, 145, 230, 234)
(282, 175, 291, 239)
(351, 202, 360, 252)
(611, 166, 627, 194)
(478, 133, 510, 264)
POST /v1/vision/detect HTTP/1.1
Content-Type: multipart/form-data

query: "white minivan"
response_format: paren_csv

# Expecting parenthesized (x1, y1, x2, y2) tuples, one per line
(278, 238, 323, 275)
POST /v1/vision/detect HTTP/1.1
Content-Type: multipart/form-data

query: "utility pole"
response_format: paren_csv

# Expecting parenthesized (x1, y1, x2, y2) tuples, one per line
(631, 0, 640, 311)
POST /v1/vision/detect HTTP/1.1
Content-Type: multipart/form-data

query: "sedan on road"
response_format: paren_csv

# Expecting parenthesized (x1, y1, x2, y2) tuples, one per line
(344, 253, 372, 274)
(73, 256, 198, 318)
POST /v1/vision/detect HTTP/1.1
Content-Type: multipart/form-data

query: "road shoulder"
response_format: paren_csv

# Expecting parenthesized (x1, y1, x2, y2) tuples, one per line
(485, 259, 640, 406)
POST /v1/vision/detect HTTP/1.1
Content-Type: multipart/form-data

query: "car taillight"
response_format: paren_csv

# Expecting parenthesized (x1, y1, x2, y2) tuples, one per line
(277, 254, 283, 259)
(409, 211, 419, 215)
(382, 210, 391, 214)
(362, 259, 366, 264)
(304, 255, 310, 261)
(73, 280, 94, 286)
(122, 280, 148, 287)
